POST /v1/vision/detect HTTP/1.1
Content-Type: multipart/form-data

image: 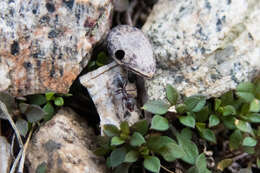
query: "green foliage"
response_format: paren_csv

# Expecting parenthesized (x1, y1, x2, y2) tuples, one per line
(95, 119, 205, 172)
(140, 82, 260, 171)
(143, 156, 160, 173)
(97, 81, 260, 172)
(150, 115, 169, 131)
(36, 162, 47, 173)
(87, 51, 111, 71)
(13, 92, 71, 137)
(142, 100, 170, 115)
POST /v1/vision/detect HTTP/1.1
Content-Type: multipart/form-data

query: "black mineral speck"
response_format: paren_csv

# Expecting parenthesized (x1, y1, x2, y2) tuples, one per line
(216, 18, 222, 32)
(227, 0, 232, 5)
(48, 30, 60, 39)
(200, 47, 206, 54)
(11, 41, 19, 55)
(46, 2, 56, 13)
(23, 62, 32, 69)
(32, 9, 37, 14)
(40, 15, 50, 24)
(63, 0, 74, 10)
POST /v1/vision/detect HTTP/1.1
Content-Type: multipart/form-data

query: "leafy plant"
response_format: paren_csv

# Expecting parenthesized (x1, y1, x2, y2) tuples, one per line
(95, 117, 206, 173)
(142, 80, 260, 172)
(15, 92, 71, 137)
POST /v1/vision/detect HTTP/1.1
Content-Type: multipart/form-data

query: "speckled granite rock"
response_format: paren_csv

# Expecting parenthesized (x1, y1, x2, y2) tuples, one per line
(27, 107, 107, 173)
(142, 0, 260, 100)
(0, 136, 12, 173)
(0, 0, 113, 96)
(80, 62, 142, 129)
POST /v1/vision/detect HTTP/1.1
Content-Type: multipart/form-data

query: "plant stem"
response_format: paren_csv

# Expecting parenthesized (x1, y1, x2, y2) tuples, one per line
(18, 125, 34, 173)
(161, 165, 175, 173)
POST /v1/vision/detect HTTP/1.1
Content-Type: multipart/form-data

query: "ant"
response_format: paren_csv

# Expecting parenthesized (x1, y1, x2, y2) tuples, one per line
(114, 75, 136, 112)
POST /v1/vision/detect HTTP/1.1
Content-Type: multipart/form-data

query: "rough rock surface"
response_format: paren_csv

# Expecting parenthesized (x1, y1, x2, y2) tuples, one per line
(0, 0, 113, 96)
(0, 136, 12, 173)
(80, 62, 142, 129)
(142, 0, 260, 100)
(27, 108, 107, 173)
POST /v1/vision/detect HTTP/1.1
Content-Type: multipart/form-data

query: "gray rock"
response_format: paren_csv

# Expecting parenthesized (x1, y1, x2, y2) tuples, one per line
(27, 108, 107, 173)
(80, 62, 142, 129)
(142, 0, 260, 100)
(0, 136, 12, 173)
(0, 0, 113, 96)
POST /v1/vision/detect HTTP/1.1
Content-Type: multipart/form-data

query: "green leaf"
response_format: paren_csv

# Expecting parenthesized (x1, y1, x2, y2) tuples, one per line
(242, 137, 257, 147)
(111, 136, 125, 146)
(147, 136, 176, 152)
(130, 132, 146, 147)
(25, 105, 46, 123)
(196, 122, 206, 132)
(247, 113, 260, 123)
(131, 120, 149, 135)
(45, 92, 55, 101)
(125, 150, 139, 163)
(195, 106, 210, 122)
(249, 99, 260, 112)
(214, 99, 222, 111)
(159, 143, 185, 162)
(54, 97, 64, 106)
(110, 147, 127, 167)
(217, 159, 233, 171)
(221, 91, 234, 106)
(195, 154, 207, 172)
(243, 146, 255, 154)
(229, 129, 243, 150)
(222, 116, 236, 129)
(177, 133, 199, 164)
(151, 115, 169, 131)
(143, 156, 160, 173)
(201, 129, 216, 143)
(96, 52, 109, 66)
(179, 114, 195, 128)
(103, 124, 120, 137)
(236, 92, 255, 103)
(166, 84, 178, 105)
(120, 121, 130, 134)
(114, 164, 130, 173)
(16, 119, 28, 137)
(43, 102, 55, 121)
(237, 82, 255, 93)
(184, 95, 206, 112)
(94, 147, 110, 156)
(36, 162, 47, 173)
(236, 82, 255, 103)
(19, 103, 29, 114)
(107, 157, 113, 168)
(176, 104, 187, 114)
(209, 114, 220, 127)
(180, 128, 193, 140)
(223, 105, 236, 116)
(235, 119, 254, 135)
(142, 100, 170, 115)
(28, 94, 46, 106)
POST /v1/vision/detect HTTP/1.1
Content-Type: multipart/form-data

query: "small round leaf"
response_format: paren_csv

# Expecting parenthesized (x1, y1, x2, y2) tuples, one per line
(142, 100, 170, 115)
(151, 115, 169, 131)
(143, 156, 160, 173)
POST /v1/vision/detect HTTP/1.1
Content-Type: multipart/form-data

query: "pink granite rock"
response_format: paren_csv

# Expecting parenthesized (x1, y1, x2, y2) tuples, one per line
(0, 0, 113, 96)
